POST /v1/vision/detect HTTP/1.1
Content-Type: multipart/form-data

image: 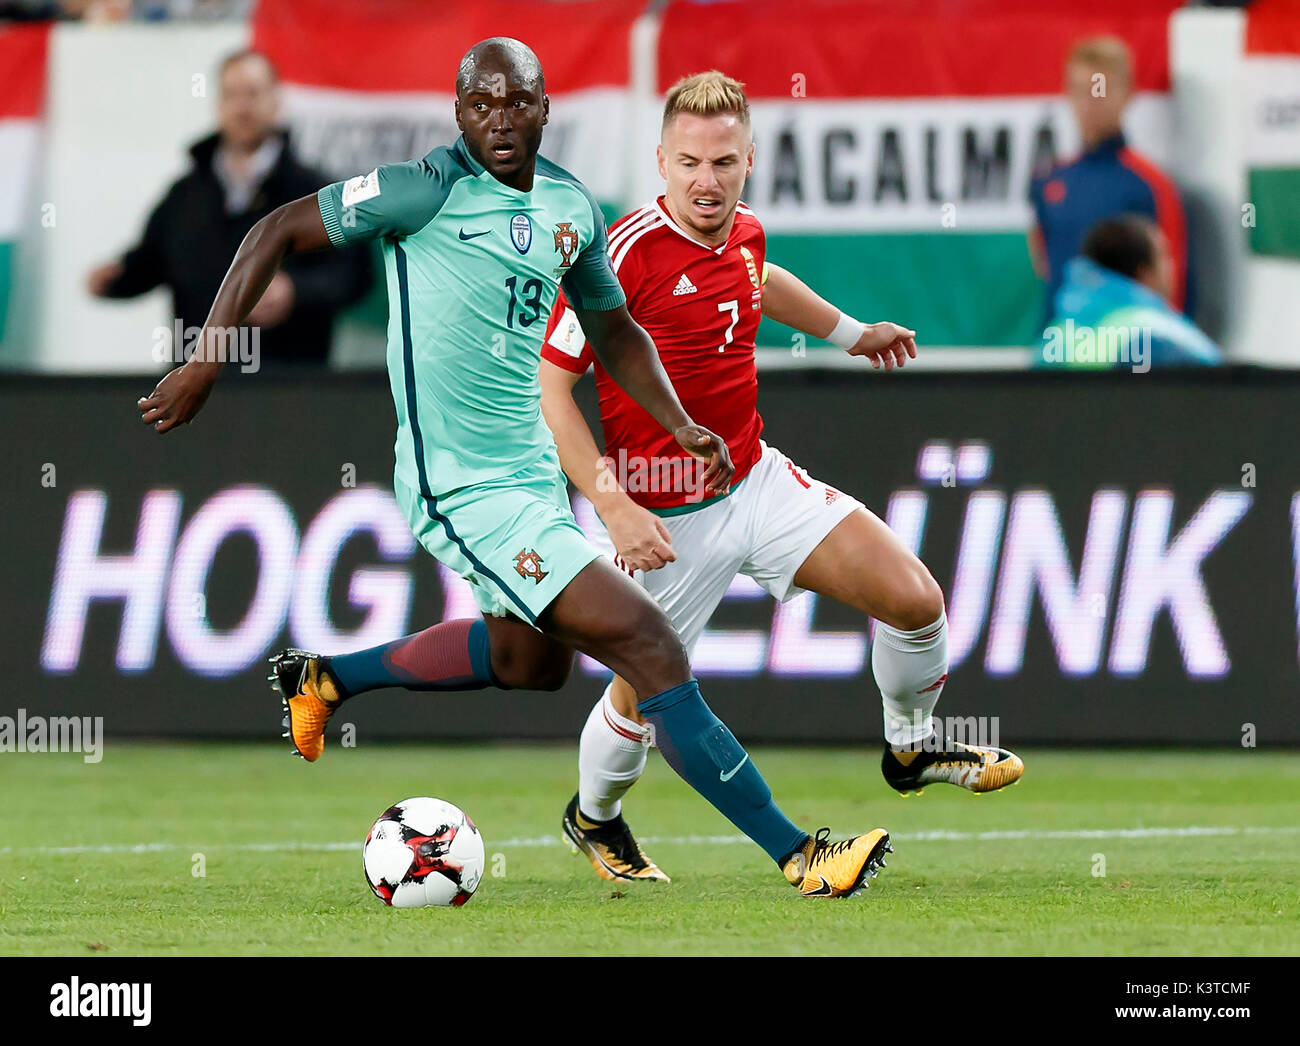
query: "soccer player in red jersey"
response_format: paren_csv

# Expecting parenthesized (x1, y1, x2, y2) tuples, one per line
(542, 72, 1024, 883)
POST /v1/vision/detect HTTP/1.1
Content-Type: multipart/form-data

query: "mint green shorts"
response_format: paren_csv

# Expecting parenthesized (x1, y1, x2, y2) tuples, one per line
(394, 449, 600, 626)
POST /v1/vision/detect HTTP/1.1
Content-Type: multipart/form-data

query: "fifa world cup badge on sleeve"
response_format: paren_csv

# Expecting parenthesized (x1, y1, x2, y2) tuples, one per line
(342, 169, 380, 207)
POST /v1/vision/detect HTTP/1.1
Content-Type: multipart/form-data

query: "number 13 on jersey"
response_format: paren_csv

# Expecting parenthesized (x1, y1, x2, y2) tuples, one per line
(505, 275, 544, 329)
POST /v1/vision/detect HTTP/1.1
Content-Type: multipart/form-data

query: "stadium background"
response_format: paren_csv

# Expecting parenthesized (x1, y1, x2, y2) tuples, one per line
(2, 0, 1298, 746)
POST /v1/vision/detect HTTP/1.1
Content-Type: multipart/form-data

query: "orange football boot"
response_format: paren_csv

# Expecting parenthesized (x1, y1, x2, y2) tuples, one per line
(268, 649, 344, 762)
(783, 827, 892, 898)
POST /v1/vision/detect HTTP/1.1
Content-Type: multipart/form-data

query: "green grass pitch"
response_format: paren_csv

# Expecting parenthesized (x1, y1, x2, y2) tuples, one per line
(1, 744, 1297, 956)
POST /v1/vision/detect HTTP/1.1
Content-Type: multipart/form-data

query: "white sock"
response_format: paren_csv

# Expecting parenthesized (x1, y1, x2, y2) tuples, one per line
(873, 612, 949, 747)
(577, 684, 650, 822)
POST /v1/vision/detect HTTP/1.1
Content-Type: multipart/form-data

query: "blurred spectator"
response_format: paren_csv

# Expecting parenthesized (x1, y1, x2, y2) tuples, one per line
(0, 0, 252, 18)
(133, 0, 256, 21)
(0, 0, 131, 18)
(86, 50, 370, 366)
(1029, 36, 1195, 326)
(1038, 215, 1221, 370)
(0, 0, 71, 17)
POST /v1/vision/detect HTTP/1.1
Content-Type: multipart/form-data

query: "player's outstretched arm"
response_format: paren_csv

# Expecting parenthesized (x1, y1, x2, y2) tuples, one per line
(540, 358, 676, 571)
(137, 194, 332, 433)
(762, 262, 917, 371)
(578, 304, 733, 496)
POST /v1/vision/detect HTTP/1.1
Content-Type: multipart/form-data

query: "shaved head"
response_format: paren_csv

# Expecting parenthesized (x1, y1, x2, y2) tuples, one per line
(453, 37, 549, 190)
(456, 37, 545, 98)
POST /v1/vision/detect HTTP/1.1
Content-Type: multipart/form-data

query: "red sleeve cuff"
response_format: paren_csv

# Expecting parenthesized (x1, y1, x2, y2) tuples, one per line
(541, 343, 590, 373)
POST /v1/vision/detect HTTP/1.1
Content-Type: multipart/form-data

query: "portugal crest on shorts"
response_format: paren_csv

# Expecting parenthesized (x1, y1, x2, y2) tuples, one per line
(513, 548, 548, 583)
(510, 214, 532, 254)
(553, 221, 579, 267)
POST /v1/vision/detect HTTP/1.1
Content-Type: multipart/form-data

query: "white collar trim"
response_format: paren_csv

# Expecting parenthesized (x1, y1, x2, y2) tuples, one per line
(654, 196, 731, 255)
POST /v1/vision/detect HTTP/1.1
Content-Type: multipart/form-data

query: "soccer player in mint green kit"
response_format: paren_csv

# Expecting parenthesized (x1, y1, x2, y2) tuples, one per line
(137, 37, 890, 898)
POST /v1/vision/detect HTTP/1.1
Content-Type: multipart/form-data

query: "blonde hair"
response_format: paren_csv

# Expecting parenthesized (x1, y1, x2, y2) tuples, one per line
(662, 70, 750, 132)
(1067, 36, 1133, 85)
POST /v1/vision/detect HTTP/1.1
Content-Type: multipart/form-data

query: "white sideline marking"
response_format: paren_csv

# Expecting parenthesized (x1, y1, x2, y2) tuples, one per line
(1, 825, 1297, 857)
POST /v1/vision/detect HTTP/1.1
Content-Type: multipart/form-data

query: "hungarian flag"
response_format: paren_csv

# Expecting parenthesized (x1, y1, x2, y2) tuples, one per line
(1243, 0, 1300, 259)
(251, 0, 1184, 348)
(0, 23, 50, 346)
(251, 0, 639, 216)
(651, 0, 1181, 347)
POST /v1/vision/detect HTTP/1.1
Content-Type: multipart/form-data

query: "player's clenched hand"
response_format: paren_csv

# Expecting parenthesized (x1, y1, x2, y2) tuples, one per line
(605, 500, 677, 573)
(137, 362, 219, 433)
(675, 424, 733, 496)
(848, 322, 917, 371)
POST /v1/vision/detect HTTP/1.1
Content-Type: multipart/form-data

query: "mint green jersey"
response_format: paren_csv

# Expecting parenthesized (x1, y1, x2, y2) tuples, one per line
(317, 136, 624, 499)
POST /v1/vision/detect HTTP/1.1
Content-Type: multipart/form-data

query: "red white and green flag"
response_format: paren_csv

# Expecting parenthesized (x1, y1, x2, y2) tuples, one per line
(648, 0, 1181, 347)
(251, 0, 639, 215)
(1243, 0, 1300, 259)
(253, 0, 1185, 349)
(0, 23, 50, 348)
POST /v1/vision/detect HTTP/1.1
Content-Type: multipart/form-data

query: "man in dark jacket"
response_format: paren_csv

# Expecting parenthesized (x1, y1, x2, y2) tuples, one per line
(1028, 36, 1194, 327)
(87, 49, 370, 366)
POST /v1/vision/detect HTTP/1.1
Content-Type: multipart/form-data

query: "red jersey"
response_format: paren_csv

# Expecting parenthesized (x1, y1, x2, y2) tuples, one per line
(541, 196, 766, 512)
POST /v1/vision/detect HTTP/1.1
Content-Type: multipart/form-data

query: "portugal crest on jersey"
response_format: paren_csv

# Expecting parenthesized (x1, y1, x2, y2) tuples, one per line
(510, 214, 532, 254)
(513, 548, 548, 583)
(553, 222, 579, 267)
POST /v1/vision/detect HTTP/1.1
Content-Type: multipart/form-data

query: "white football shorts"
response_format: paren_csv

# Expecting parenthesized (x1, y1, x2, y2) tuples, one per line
(586, 440, 863, 655)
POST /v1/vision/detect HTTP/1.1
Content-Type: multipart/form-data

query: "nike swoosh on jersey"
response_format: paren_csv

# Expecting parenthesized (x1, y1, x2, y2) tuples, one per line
(720, 753, 749, 782)
(458, 229, 491, 241)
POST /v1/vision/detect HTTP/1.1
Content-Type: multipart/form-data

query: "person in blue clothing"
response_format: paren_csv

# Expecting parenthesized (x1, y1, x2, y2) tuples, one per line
(1029, 36, 1194, 324)
(1039, 215, 1221, 371)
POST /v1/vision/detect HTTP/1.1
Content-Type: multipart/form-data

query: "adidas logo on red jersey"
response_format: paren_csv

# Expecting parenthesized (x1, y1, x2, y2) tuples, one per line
(672, 273, 698, 296)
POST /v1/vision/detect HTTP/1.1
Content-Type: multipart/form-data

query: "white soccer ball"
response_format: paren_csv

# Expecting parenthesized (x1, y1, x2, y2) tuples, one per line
(363, 797, 485, 908)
